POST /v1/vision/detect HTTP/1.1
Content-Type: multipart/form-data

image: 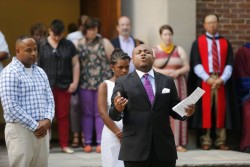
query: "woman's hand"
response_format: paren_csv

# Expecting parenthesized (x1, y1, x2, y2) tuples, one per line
(169, 70, 180, 78)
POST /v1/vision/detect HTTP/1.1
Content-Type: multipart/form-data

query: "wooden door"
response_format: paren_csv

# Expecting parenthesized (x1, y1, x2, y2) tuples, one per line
(80, 0, 121, 40)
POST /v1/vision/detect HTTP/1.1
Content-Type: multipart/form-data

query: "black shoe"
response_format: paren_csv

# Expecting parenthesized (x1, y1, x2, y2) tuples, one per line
(244, 147, 250, 153)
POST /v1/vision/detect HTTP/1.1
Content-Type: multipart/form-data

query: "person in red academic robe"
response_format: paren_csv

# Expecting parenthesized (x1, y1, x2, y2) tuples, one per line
(187, 13, 240, 150)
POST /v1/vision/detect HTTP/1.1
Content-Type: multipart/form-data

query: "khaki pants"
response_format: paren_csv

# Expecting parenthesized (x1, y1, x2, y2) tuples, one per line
(5, 123, 49, 167)
(200, 74, 226, 147)
(200, 128, 226, 147)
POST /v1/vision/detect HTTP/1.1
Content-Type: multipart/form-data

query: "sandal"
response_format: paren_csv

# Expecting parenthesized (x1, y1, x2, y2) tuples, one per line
(96, 145, 101, 153)
(82, 138, 85, 147)
(176, 146, 187, 152)
(71, 135, 79, 148)
(83, 145, 92, 153)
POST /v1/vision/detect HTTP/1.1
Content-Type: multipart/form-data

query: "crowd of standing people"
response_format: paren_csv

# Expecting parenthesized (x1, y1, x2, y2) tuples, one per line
(0, 13, 249, 167)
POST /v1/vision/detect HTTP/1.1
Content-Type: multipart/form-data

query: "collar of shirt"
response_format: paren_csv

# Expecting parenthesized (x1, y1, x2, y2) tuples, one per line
(136, 69, 155, 79)
(12, 57, 35, 72)
(136, 69, 156, 94)
(206, 32, 219, 39)
(119, 35, 132, 43)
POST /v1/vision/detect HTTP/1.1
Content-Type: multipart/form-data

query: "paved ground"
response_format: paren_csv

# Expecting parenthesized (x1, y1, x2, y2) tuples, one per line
(1, 145, 250, 167)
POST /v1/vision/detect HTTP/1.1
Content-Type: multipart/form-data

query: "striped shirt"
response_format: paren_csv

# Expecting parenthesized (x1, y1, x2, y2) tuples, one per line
(0, 57, 54, 131)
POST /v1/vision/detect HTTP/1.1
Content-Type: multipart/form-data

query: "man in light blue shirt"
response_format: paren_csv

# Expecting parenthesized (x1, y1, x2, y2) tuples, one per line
(111, 16, 144, 73)
(0, 35, 54, 167)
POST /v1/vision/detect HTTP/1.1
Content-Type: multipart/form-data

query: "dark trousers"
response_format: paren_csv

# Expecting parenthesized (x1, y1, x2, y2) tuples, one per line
(124, 143, 176, 167)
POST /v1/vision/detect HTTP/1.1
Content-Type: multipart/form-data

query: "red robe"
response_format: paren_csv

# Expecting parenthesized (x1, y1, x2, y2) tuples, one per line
(198, 35, 227, 128)
(187, 34, 239, 130)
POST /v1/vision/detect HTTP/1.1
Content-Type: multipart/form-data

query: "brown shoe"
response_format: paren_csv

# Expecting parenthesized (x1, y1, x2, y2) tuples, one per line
(217, 144, 229, 150)
(201, 144, 211, 150)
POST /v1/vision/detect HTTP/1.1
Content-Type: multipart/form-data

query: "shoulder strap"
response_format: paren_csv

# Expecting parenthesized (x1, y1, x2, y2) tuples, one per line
(159, 45, 176, 69)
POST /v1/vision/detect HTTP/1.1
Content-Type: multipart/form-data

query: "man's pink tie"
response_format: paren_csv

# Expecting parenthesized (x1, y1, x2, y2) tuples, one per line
(143, 74, 155, 105)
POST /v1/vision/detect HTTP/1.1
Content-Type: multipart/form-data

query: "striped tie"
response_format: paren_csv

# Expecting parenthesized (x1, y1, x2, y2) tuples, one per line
(212, 37, 219, 73)
(143, 74, 155, 105)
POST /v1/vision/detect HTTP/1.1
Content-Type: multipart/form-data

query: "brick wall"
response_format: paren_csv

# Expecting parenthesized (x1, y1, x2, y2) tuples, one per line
(197, 0, 250, 54)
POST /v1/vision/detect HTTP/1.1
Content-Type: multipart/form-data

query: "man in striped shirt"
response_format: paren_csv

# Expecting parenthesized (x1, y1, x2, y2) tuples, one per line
(0, 35, 54, 167)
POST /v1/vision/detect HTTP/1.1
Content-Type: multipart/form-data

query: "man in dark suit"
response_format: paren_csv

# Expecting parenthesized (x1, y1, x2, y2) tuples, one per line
(111, 16, 144, 73)
(109, 44, 195, 167)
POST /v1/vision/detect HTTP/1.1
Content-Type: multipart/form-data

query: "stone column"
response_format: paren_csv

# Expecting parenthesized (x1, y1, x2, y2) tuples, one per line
(122, 0, 196, 56)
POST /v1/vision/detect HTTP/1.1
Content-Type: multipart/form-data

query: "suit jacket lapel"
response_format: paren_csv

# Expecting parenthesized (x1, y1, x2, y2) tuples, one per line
(116, 37, 121, 48)
(131, 71, 151, 105)
(153, 71, 162, 107)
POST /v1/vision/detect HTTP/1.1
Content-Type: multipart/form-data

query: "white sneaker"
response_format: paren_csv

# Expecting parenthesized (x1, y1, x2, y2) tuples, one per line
(62, 147, 74, 154)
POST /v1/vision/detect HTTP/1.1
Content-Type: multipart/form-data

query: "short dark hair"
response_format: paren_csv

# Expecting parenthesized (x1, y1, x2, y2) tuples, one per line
(82, 17, 99, 35)
(110, 48, 131, 65)
(67, 23, 78, 33)
(30, 23, 47, 36)
(202, 13, 219, 23)
(50, 19, 65, 35)
(159, 25, 174, 35)
(15, 35, 34, 48)
(17, 35, 31, 42)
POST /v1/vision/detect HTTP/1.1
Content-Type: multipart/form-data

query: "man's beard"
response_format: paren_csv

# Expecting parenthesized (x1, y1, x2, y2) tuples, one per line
(121, 29, 130, 36)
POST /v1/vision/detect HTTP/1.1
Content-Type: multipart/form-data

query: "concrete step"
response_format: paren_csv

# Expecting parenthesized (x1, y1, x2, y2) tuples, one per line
(1, 146, 250, 167)
(177, 150, 250, 167)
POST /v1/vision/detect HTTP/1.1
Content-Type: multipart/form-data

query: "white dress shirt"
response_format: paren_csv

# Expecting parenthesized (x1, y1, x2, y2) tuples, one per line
(136, 69, 156, 95)
(66, 30, 83, 42)
(119, 35, 135, 73)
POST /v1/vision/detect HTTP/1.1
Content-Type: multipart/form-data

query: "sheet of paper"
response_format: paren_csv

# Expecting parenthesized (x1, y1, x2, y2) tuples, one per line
(172, 87, 205, 117)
